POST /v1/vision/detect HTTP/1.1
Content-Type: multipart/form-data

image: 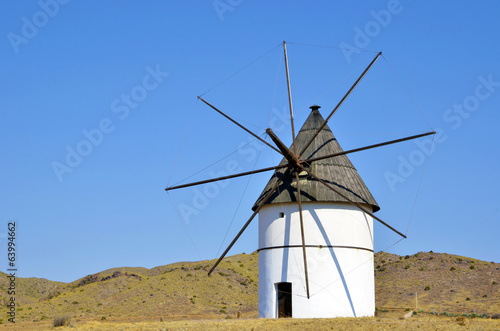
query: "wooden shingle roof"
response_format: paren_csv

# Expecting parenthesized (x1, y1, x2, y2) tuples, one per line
(253, 105, 379, 212)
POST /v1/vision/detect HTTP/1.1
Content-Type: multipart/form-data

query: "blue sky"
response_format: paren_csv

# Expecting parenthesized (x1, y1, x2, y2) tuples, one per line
(1, 1, 499, 283)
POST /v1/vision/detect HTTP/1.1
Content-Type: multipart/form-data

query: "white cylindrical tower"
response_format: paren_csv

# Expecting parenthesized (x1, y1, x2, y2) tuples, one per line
(253, 105, 379, 318)
(258, 202, 374, 318)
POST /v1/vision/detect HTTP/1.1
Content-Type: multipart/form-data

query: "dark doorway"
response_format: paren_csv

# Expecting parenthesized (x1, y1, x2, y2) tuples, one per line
(277, 282, 292, 318)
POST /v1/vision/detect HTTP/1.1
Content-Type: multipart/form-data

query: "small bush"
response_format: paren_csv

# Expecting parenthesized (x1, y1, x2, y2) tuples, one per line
(466, 297, 471, 301)
(469, 265, 475, 270)
(450, 267, 456, 271)
(53, 316, 71, 327)
(493, 281, 498, 285)
(404, 255, 410, 259)
(404, 265, 410, 270)
(457, 258, 462, 262)
(424, 286, 430, 291)
(219, 309, 226, 314)
(381, 260, 386, 264)
(419, 267, 424, 271)
(101, 316, 106, 320)
(71, 301, 79, 304)
(483, 294, 487, 298)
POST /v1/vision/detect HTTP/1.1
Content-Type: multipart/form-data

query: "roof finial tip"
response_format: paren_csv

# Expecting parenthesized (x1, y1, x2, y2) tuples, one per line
(310, 105, 321, 111)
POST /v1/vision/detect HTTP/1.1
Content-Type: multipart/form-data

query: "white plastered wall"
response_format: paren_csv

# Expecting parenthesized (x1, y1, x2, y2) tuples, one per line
(258, 202, 375, 318)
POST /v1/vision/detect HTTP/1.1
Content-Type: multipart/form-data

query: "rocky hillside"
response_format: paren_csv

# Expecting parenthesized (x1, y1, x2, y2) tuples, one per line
(0, 251, 498, 323)
(374, 251, 499, 314)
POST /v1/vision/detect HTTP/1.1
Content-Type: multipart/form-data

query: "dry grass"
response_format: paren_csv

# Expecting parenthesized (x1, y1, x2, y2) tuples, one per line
(3, 251, 498, 325)
(2, 315, 500, 331)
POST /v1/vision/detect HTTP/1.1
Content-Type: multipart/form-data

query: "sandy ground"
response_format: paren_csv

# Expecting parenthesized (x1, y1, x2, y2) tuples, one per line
(1, 314, 499, 331)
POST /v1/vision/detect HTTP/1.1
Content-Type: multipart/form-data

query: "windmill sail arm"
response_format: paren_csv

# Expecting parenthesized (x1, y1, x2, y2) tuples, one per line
(299, 165, 407, 239)
(197, 96, 283, 155)
(298, 52, 382, 159)
(165, 164, 288, 191)
(295, 171, 310, 299)
(303, 131, 436, 164)
(207, 173, 287, 275)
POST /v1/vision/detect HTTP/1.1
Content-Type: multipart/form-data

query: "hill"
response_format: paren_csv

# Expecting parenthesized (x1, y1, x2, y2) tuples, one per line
(0, 251, 498, 324)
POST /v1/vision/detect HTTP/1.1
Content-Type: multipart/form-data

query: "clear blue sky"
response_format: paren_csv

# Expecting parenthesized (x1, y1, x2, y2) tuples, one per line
(1, 1, 499, 283)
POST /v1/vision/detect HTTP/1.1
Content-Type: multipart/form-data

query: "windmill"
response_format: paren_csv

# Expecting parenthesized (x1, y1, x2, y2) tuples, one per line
(165, 42, 435, 318)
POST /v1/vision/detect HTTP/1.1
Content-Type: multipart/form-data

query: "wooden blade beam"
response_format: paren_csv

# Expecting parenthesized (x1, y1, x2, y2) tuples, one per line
(266, 128, 299, 167)
(283, 41, 297, 155)
(207, 173, 287, 275)
(295, 171, 310, 299)
(297, 52, 382, 159)
(299, 165, 407, 239)
(304, 131, 436, 164)
(197, 96, 283, 155)
(165, 131, 435, 192)
(165, 164, 283, 191)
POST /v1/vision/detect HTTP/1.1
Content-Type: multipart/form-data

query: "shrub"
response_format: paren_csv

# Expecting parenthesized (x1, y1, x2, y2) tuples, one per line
(419, 267, 424, 271)
(457, 258, 462, 262)
(450, 267, 456, 271)
(424, 286, 430, 291)
(53, 316, 71, 327)
(483, 294, 487, 298)
(381, 260, 386, 264)
(466, 297, 471, 301)
(71, 301, 79, 304)
(469, 265, 475, 270)
(101, 316, 106, 320)
(404, 255, 410, 259)
(404, 265, 410, 269)
(219, 309, 226, 314)
(493, 281, 498, 285)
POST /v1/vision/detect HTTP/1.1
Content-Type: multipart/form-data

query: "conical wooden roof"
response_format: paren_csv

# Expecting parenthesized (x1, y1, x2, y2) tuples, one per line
(253, 105, 379, 212)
